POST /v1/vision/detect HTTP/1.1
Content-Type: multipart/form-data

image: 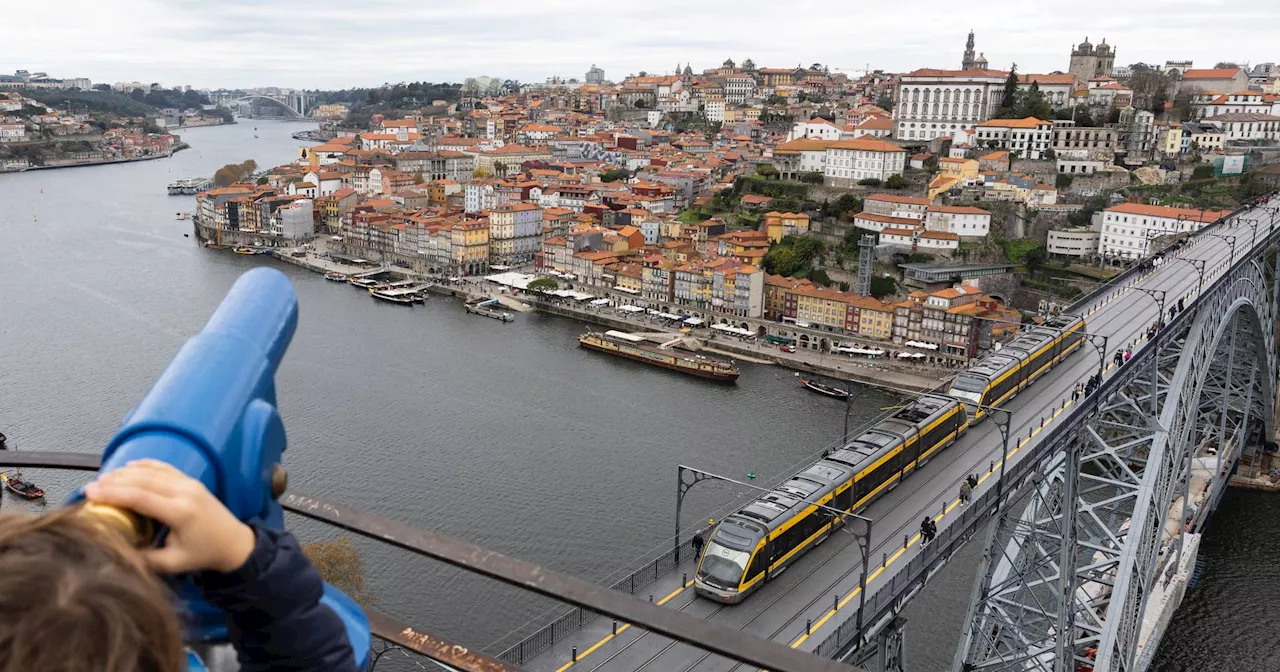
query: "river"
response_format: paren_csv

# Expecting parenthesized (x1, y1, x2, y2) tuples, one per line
(0, 120, 1265, 671)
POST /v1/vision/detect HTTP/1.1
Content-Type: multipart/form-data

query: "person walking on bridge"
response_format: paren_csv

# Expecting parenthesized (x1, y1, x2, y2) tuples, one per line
(959, 478, 972, 505)
(920, 517, 934, 546)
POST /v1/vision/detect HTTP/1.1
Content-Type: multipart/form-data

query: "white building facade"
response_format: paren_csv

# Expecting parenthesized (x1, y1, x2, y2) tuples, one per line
(893, 68, 1007, 141)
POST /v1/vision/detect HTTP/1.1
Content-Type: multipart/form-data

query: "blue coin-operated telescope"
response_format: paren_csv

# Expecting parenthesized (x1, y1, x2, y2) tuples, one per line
(75, 267, 370, 670)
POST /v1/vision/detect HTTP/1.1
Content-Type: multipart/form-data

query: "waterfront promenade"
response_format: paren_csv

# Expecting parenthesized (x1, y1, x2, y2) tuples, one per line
(268, 244, 948, 392)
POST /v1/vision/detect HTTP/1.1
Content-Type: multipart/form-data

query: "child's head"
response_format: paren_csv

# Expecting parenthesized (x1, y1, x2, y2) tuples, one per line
(0, 507, 185, 672)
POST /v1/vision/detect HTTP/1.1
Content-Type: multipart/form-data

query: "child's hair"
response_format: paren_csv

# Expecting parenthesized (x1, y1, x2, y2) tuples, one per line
(0, 506, 185, 672)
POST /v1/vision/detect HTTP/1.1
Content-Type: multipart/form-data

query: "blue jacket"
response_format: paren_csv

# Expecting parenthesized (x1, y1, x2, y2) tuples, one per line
(198, 525, 358, 672)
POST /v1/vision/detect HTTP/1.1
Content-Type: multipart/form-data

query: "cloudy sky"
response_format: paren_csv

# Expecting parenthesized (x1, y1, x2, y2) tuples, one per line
(5, 0, 1277, 90)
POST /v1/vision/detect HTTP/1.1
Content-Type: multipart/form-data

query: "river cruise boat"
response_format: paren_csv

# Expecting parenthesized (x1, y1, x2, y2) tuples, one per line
(324, 271, 349, 282)
(578, 330, 739, 382)
(797, 374, 851, 399)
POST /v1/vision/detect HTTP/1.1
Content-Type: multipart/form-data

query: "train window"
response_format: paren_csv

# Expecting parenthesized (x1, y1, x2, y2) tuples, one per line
(833, 485, 852, 511)
(951, 374, 987, 393)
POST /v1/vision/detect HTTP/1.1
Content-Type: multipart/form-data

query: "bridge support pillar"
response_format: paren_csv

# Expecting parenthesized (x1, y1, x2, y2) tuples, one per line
(846, 616, 905, 672)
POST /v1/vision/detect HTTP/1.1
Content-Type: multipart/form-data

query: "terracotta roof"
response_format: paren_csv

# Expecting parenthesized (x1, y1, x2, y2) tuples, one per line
(1018, 73, 1077, 85)
(919, 231, 960, 241)
(1182, 68, 1244, 79)
(1105, 202, 1230, 222)
(976, 117, 1052, 129)
(827, 137, 904, 153)
(855, 117, 894, 130)
(866, 193, 932, 206)
(773, 138, 833, 153)
(881, 227, 920, 237)
(902, 67, 1008, 79)
(855, 212, 921, 227)
(927, 204, 989, 215)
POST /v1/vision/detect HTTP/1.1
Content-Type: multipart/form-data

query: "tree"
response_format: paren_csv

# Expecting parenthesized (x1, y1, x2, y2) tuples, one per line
(799, 171, 824, 184)
(839, 281, 851, 292)
(884, 174, 907, 190)
(410, 171, 425, 184)
(790, 236, 828, 266)
(1127, 64, 1173, 115)
(857, 177, 882, 187)
(1014, 82, 1052, 120)
(1191, 165, 1214, 180)
(600, 168, 630, 182)
(1055, 173, 1074, 189)
(766, 94, 788, 106)
(808, 268, 832, 286)
(755, 164, 778, 178)
(999, 64, 1019, 113)
(869, 276, 896, 300)
(92, 83, 111, 91)
(875, 93, 895, 113)
(528, 277, 559, 292)
(493, 160, 508, 176)
(1022, 244, 1047, 275)
(302, 537, 372, 607)
(825, 194, 862, 219)
(473, 167, 490, 178)
(1214, 62, 1239, 69)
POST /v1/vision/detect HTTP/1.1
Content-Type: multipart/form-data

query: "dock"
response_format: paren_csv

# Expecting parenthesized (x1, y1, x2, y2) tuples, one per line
(465, 299, 515, 322)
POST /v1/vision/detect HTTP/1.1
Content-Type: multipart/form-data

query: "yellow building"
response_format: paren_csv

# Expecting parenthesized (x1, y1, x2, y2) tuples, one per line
(1163, 124, 1183, 157)
(938, 157, 979, 182)
(451, 220, 490, 274)
(928, 175, 960, 201)
(764, 211, 811, 243)
(855, 299, 895, 340)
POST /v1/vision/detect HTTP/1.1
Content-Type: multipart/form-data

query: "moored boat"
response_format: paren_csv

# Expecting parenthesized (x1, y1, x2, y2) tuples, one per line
(233, 246, 257, 255)
(578, 330, 739, 382)
(466, 302, 515, 322)
(797, 373, 851, 399)
(1, 472, 44, 500)
(324, 271, 349, 282)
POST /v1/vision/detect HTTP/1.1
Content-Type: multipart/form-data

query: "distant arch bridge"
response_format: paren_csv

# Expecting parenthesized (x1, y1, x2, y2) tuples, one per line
(226, 93, 309, 119)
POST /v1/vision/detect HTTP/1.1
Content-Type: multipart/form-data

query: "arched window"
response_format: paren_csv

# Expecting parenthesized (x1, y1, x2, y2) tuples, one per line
(964, 89, 971, 103)
(911, 103, 918, 115)
(932, 103, 939, 115)
(922, 89, 930, 102)
(962, 104, 969, 118)
(912, 89, 920, 102)
(952, 103, 959, 117)
(943, 89, 951, 103)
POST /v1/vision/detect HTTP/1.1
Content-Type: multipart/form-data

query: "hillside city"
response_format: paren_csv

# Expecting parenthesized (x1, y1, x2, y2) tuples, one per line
(7, 34, 1280, 369)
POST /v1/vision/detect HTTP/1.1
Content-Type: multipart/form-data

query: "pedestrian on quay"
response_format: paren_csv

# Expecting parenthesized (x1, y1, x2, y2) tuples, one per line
(959, 478, 972, 505)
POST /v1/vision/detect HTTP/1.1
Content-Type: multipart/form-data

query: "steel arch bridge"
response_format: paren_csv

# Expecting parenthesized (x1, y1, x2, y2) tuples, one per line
(956, 202, 1280, 672)
(227, 94, 306, 118)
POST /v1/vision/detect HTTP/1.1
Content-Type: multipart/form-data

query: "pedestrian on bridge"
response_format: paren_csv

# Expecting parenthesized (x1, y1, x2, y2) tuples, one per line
(920, 517, 934, 546)
(1124, 349, 1132, 363)
(1072, 382, 1082, 401)
(692, 530, 705, 558)
(1178, 297, 1185, 313)
(959, 478, 971, 505)
(1113, 351, 1124, 368)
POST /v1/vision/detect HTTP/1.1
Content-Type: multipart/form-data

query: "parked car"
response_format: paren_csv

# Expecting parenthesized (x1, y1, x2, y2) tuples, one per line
(780, 344, 797, 353)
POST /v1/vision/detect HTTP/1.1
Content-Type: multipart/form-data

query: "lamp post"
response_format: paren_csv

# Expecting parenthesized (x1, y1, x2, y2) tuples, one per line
(1171, 256, 1207, 293)
(1198, 231, 1237, 264)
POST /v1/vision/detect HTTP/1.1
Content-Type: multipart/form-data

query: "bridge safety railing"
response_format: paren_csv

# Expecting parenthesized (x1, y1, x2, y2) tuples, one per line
(490, 538, 695, 665)
(814, 192, 1280, 661)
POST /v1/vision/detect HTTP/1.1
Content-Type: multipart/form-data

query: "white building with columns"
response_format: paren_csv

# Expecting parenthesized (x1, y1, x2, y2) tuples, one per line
(893, 67, 1008, 141)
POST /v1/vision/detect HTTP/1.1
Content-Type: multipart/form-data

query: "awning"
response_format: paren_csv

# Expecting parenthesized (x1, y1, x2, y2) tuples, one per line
(657, 312, 683, 320)
(612, 285, 640, 294)
(905, 340, 939, 350)
(683, 317, 705, 326)
(618, 305, 645, 313)
(712, 324, 755, 336)
(590, 298, 611, 306)
(897, 352, 927, 359)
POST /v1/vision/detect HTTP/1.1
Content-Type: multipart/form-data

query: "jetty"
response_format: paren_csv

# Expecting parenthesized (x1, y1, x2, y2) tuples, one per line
(465, 299, 515, 322)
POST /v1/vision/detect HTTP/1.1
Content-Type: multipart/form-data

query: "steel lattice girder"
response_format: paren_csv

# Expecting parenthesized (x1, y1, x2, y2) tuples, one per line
(957, 237, 1278, 672)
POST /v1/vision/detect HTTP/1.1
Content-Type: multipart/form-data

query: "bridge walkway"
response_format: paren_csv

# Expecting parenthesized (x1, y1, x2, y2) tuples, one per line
(519, 216, 1251, 671)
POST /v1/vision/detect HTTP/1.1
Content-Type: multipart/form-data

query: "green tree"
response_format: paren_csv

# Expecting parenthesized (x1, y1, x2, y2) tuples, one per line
(1055, 173, 1073, 189)
(763, 246, 802, 276)
(302, 537, 372, 607)
(528, 277, 559, 292)
(789, 236, 828, 266)
(839, 281, 851, 292)
(1191, 165, 1214, 180)
(755, 164, 778, 178)
(884, 174, 906, 190)
(875, 93, 895, 113)
(799, 171, 824, 184)
(493, 160, 508, 176)
(600, 168, 631, 182)
(857, 177, 882, 187)
(999, 63, 1019, 113)
(869, 276, 896, 299)
(1022, 244, 1048, 275)
(808, 268, 832, 286)
(410, 171, 425, 184)
(825, 194, 863, 218)
(1014, 81, 1052, 120)
(766, 94, 788, 106)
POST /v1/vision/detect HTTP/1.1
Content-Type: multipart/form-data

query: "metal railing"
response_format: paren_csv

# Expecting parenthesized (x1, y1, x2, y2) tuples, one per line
(493, 538, 694, 665)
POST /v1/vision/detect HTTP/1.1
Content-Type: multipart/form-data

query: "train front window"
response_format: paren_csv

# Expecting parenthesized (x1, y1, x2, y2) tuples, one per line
(951, 374, 987, 393)
(698, 541, 750, 588)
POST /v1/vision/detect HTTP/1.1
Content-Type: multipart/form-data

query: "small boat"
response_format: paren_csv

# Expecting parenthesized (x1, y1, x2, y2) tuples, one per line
(233, 247, 261, 255)
(324, 271, 349, 282)
(797, 373, 851, 399)
(370, 288, 417, 305)
(1, 472, 45, 500)
(466, 301, 515, 322)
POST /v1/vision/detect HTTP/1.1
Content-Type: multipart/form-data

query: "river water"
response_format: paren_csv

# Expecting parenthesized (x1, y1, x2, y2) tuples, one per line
(0, 120, 1266, 671)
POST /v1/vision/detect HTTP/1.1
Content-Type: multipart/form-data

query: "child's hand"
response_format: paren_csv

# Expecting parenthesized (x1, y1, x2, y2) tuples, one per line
(85, 459, 256, 574)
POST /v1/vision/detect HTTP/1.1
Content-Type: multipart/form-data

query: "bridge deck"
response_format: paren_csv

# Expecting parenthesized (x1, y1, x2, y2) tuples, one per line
(517, 210, 1259, 672)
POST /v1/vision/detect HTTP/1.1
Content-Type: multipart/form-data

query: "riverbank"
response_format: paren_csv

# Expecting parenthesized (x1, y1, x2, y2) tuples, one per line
(0, 143, 188, 173)
(264, 244, 944, 393)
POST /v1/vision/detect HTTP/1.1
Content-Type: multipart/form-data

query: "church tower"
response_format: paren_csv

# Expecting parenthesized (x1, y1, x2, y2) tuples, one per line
(962, 30, 977, 70)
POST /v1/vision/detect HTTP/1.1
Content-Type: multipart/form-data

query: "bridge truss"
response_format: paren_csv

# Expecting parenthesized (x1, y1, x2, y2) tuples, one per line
(956, 203, 1280, 672)
(227, 94, 307, 118)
